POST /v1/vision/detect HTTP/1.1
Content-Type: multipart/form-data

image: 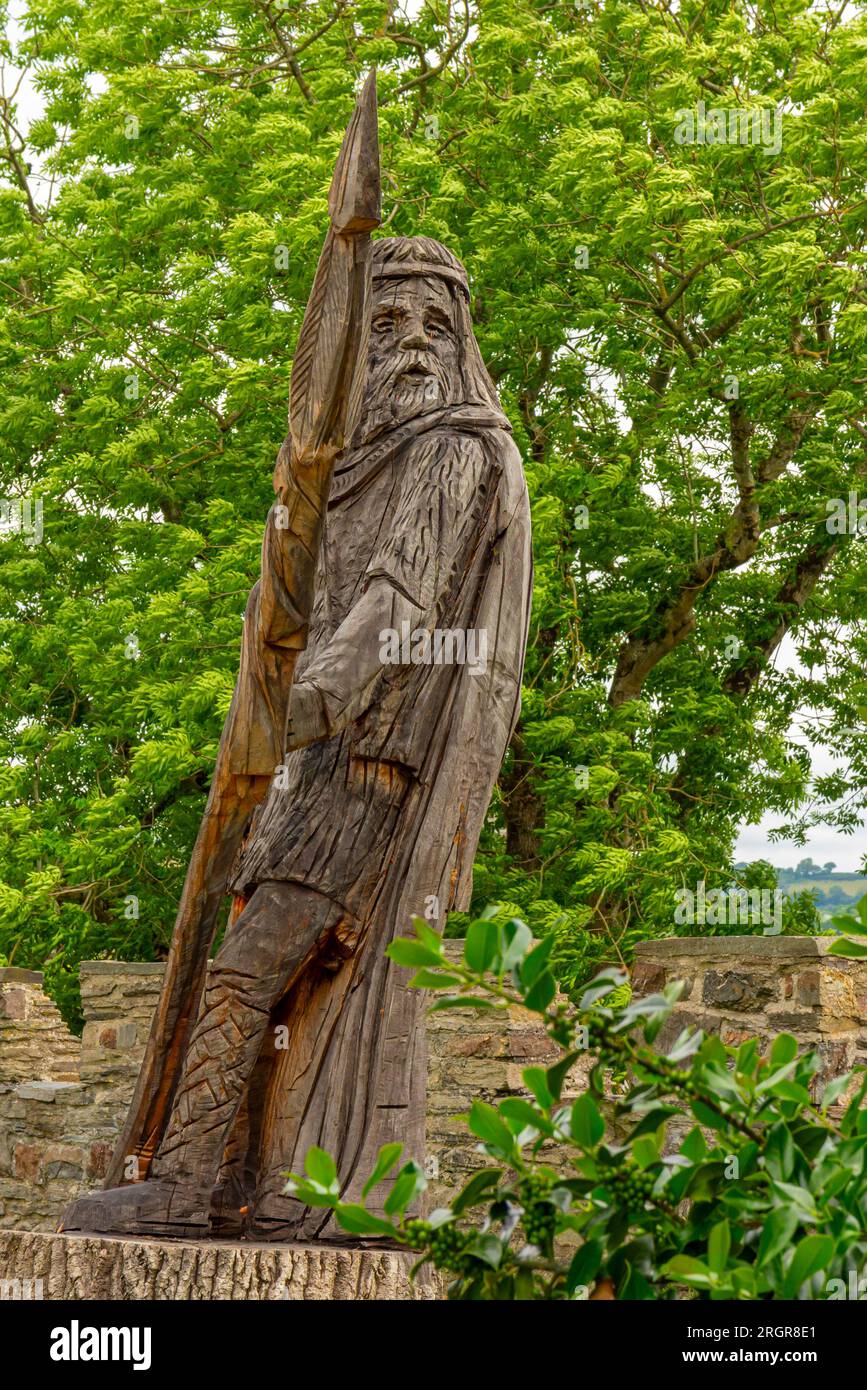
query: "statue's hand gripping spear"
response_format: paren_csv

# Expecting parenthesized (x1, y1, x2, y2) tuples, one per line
(102, 74, 381, 1190)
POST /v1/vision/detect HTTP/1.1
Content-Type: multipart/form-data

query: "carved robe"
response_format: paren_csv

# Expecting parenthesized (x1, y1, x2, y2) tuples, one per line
(224, 402, 532, 1235)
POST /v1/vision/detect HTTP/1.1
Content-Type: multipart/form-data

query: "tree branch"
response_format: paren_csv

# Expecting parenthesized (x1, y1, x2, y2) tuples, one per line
(608, 402, 758, 707)
(254, 0, 316, 104)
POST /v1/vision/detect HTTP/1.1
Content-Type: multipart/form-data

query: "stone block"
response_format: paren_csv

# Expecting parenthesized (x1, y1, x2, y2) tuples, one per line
(507, 1029, 559, 1060)
(12, 1144, 41, 1183)
(636, 937, 823, 961)
(116, 1022, 138, 1049)
(816, 1038, 854, 1081)
(15, 1082, 78, 1103)
(796, 970, 820, 1007)
(631, 960, 667, 995)
(817, 969, 859, 1028)
(439, 1032, 507, 1060)
(702, 969, 777, 1010)
(0, 969, 43, 985)
(654, 1010, 720, 1054)
(720, 1024, 769, 1050)
(766, 1011, 816, 1031)
(0, 989, 27, 1021)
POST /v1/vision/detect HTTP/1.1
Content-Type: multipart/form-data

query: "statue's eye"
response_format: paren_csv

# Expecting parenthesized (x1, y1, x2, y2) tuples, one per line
(373, 313, 397, 334)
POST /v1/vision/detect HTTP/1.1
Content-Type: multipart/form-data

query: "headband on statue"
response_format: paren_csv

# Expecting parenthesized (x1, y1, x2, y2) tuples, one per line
(371, 262, 470, 299)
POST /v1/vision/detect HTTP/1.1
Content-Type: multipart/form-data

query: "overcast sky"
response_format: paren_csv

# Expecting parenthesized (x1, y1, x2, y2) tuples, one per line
(734, 633, 864, 873)
(735, 821, 863, 873)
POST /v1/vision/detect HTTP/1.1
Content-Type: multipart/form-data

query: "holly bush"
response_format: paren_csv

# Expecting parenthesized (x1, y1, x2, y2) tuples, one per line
(286, 911, 867, 1300)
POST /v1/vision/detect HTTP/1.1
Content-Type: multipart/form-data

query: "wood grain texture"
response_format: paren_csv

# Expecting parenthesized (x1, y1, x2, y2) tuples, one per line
(96, 77, 381, 1195)
(60, 96, 532, 1245)
(0, 1230, 439, 1301)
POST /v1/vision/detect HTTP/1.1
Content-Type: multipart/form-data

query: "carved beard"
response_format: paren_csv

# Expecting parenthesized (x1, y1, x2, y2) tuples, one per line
(354, 347, 460, 444)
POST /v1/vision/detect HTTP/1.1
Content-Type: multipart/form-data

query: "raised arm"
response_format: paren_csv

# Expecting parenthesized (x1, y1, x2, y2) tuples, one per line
(100, 72, 381, 1190)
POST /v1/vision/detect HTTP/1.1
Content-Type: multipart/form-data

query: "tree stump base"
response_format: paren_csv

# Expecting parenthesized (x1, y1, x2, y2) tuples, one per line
(0, 1229, 440, 1301)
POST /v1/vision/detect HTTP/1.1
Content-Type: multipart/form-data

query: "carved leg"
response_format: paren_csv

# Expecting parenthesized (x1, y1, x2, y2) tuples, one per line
(150, 881, 339, 1189)
(61, 881, 340, 1238)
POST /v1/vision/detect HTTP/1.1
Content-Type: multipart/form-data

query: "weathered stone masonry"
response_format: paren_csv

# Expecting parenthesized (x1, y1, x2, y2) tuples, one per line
(632, 935, 867, 1090)
(0, 948, 589, 1230)
(2, 935, 865, 1233)
(0, 961, 167, 1230)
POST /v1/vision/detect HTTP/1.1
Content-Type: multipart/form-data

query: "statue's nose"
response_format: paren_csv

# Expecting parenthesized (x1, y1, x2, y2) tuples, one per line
(399, 317, 428, 350)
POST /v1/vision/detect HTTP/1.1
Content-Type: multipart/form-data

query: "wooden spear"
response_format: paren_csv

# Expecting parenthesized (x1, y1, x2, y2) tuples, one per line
(101, 73, 381, 1190)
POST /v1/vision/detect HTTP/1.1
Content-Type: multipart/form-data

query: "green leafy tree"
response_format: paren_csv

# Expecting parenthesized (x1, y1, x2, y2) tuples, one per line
(1, 0, 866, 1019)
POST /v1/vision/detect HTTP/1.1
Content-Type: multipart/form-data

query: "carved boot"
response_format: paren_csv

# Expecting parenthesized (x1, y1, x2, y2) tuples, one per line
(59, 1179, 211, 1239)
(60, 883, 334, 1240)
(60, 974, 274, 1240)
(59, 969, 281, 1239)
(148, 976, 274, 1193)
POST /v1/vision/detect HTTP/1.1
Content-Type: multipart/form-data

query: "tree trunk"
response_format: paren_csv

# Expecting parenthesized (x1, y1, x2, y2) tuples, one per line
(0, 1229, 439, 1301)
(501, 724, 544, 870)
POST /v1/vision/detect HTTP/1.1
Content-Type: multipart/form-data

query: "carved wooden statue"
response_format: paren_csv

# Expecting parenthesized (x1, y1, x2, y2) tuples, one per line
(61, 73, 532, 1242)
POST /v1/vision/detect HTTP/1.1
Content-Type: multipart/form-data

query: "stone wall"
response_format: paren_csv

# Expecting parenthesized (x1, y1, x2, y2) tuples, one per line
(0, 970, 80, 1086)
(0, 948, 570, 1230)
(425, 952, 592, 1209)
(78, 961, 167, 1092)
(3, 935, 862, 1233)
(632, 935, 867, 1089)
(0, 963, 166, 1230)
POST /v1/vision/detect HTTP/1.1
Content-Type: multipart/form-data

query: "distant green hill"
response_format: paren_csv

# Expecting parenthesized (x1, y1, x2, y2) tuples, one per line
(775, 863, 866, 920)
(734, 860, 867, 921)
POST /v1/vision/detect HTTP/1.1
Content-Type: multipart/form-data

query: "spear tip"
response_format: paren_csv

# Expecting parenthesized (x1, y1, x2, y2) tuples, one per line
(328, 68, 381, 236)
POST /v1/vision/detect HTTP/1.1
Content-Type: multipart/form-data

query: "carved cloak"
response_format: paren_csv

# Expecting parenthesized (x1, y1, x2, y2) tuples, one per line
(222, 402, 532, 1235)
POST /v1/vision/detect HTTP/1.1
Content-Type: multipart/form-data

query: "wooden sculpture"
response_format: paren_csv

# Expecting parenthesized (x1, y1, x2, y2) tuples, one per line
(61, 71, 532, 1242)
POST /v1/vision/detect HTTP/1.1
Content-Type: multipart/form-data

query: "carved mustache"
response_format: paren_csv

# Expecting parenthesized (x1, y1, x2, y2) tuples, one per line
(370, 349, 451, 390)
(356, 349, 457, 435)
(374, 350, 437, 378)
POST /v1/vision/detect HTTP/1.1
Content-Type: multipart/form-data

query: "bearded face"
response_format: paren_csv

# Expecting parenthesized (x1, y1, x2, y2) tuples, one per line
(355, 275, 462, 442)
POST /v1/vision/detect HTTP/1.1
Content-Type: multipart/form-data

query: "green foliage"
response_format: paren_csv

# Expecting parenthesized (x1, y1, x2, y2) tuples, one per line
(2, 2, 867, 1019)
(825, 892, 867, 959)
(287, 914, 867, 1300)
(448, 868, 821, 1006)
